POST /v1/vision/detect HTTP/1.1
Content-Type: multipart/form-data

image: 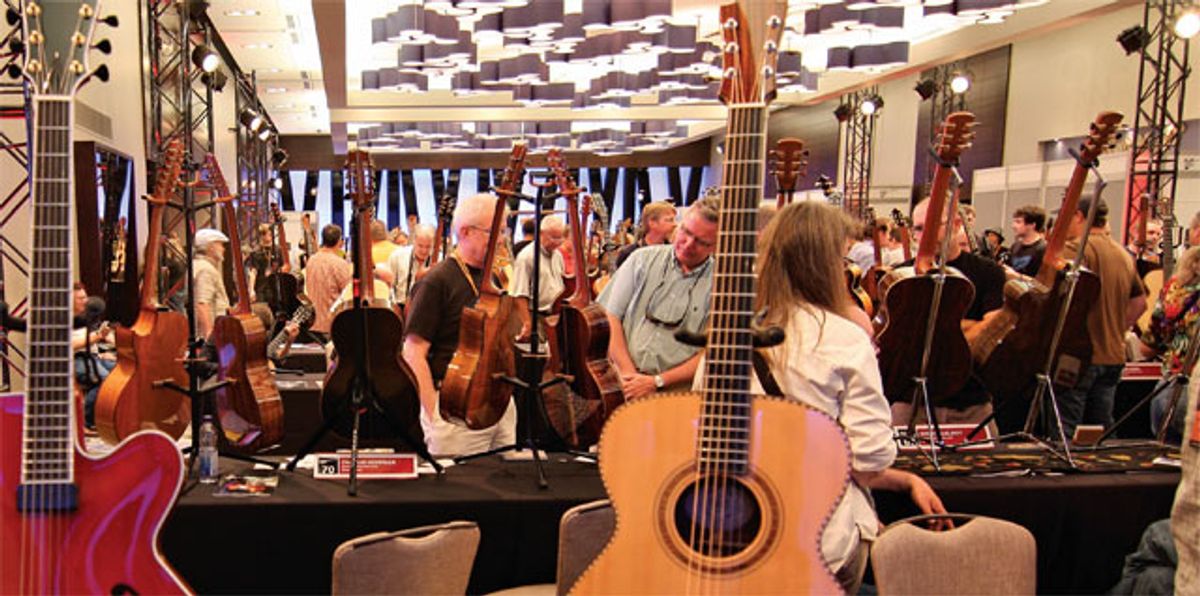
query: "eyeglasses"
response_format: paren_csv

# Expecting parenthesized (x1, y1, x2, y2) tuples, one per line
(645, 259, 704, 328)
(677, 222, 715, 249)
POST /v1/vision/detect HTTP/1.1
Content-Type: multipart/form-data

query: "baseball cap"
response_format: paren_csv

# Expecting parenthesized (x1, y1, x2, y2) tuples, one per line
(195, 228, 230, 248)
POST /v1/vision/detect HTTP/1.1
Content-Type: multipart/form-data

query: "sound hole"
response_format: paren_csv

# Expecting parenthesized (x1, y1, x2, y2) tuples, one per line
(673, 477, 762, 558)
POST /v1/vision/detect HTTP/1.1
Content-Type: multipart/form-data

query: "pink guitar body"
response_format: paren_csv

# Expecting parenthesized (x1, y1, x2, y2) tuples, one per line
(0, 393, 190, 594)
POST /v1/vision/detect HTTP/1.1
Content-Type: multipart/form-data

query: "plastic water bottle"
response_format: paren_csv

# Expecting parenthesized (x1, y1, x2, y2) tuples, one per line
(198, 415, 219, 484)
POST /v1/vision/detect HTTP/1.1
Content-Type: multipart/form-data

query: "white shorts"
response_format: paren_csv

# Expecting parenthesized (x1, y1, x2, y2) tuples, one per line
(420, 397, 517, 458)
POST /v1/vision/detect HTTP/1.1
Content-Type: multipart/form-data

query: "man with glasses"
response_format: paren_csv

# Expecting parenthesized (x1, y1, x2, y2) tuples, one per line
(403, 193, 516, 456)
(510, 215, 567, 332)
(598, 195, 720, 400)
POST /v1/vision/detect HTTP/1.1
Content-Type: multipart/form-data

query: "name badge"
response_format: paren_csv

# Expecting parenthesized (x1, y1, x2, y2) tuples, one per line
(314, 453, 418, 480)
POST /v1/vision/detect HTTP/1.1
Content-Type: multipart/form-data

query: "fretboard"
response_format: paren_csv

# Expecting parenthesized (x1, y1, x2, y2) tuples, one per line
(699, 104, 767, 475)
(22, 97, 77, 485)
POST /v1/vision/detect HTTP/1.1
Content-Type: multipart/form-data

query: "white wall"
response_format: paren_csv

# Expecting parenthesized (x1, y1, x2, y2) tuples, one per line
(1005, 4, 1200, 167)
(870, 73, 922, 194)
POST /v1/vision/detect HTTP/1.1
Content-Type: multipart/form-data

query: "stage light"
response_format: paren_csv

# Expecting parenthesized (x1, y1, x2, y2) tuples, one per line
(201, 69, 226, 91)
(191, 44, 219, 73)
(914, 78, 937, 100)
(271, 148, 288, 167)
(1176, 9, 1200, 39)
(834, 103, 852, 122)
(1117, 25, 1151, 54)
(270, 177, 284, 190)
(240, 108, 263, 132)
(950, 73, 970, 94)
(860, 94, 883, 115)
(258, 127, 272, 142)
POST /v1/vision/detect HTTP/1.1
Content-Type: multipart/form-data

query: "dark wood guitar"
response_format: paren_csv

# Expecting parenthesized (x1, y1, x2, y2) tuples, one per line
(539, 150, 624, 449)
(970, 112, 1121, 400)
(862, 206, 887, 303)
(874, 112, 978, 406)
(769, 137, 807, 209)
(1, 5, 189, 590)
(262, 202, 303, 325)
(207, 157, 285, 451)
(95, 140, 191, 444)
(573, 3, 849, 592)
(439, 144, 527, 430)
(321, 150, 421, 440)
(891, 208, 914, 262)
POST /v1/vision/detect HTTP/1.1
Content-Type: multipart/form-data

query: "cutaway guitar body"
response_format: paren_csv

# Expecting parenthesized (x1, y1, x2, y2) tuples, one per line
(96, 310, 190, 441)
(572, 393, 849, 594)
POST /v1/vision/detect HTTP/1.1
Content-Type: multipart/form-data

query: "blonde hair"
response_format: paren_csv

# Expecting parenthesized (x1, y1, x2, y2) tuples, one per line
(756, 202, 856, 331)
(1178, 246, 1200, 286)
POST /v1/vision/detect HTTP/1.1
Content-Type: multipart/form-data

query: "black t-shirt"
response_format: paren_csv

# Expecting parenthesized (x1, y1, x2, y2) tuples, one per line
(1008, 238, 1045, 277)
(899, 251, 1006, 321)
(404, 259, 484, 381)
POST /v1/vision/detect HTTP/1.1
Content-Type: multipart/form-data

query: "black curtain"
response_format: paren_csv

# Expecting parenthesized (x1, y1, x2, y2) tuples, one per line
(401, 170, 417, 223)
(331, 170, 345, 237)
(279, 170, 295, 211)
(372, 169, 384, 222)
(667, 166, 683, 204)
(686, 166, 705, 206)
(388, 170, 402, 228)
(622, 168, 637, 224)
(303, 170, 319, 211)
(603, 168, 619, 221)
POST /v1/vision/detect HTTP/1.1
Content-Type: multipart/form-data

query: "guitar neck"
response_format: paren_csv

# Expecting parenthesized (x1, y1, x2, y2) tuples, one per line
(221, 201, 253, 315)
(24, 96, 77, 484)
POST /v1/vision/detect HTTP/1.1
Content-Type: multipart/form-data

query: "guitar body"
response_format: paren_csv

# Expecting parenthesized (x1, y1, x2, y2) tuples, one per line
(546, 303, 624, 448)
(440, 293, 522, 430)
(875, 267, 975, 404)
(94, 307, 190, 443)
(978, 269, 1098, 400)
(844, 263, 873, 318)
(322, 304, 421, 440)
(1140, 269, 1164, 332)
(211, 312, 284, 450)
(1, 394, 189, 594)
(572, 393, 849, 595)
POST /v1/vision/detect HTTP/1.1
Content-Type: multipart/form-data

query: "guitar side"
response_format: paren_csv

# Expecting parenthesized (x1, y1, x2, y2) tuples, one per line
(572, 393, 850, 595)
(0, 393, 190, 594)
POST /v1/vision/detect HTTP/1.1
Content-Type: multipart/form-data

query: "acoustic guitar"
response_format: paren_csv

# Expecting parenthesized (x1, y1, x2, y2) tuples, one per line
(572, 3, 850, 593)
(207, 157, 285, 451)
(1, 4, 189, 591)
(261, 202, 303, 326)
(95, 140, 191, 444)
(874, 112, 978, 406)
(439, 144, 527, 430)
(538, 150, 624, 449)
(969, 112, 1121, 400)
(321, 150, 421, 440)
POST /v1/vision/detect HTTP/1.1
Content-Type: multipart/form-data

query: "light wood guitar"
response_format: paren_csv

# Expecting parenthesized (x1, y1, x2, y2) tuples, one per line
(572, 3, 850, 593)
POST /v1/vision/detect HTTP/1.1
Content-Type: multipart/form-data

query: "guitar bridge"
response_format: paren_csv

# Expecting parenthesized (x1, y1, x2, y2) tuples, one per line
(16, 483, 78, 512)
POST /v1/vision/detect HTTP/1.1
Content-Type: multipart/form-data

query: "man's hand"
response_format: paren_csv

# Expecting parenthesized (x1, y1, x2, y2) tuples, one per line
(284, 321, 300, 339)
(621, 373, 657, 400)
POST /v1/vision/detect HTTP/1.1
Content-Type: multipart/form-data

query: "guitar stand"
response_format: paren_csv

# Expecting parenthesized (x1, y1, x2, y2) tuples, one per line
(901, 375, 945, 471)
(1097, 370, 1187, 447)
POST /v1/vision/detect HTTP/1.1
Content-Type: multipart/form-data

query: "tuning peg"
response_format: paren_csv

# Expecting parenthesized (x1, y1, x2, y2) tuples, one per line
(9, 39, 23, 54)
(100, 14, 118, 27)
(92, 64, 109, 83)
(5, 7, 18, 25)
(93, 39, 111, 54)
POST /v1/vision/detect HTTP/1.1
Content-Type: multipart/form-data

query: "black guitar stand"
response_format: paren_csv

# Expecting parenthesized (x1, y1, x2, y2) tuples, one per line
(285, 201, 442, 496)
(961, 150, 1110, 468)
(452, 173, 574, 490)
(161, 157, 277, 492)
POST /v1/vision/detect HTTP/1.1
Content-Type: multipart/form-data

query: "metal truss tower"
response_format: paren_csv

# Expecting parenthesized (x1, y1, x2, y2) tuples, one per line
(841, 86, 879, 222)
(1123, 0, 1191, 278)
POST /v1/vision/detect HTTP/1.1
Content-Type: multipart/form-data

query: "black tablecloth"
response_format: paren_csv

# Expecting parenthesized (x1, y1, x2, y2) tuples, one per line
(162, 456, 1179, 594)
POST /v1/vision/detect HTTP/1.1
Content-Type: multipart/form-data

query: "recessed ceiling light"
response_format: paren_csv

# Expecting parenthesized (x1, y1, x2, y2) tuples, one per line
(224, 9, 260, 17)
(266, 87, 287, 93)
(243, 43, 273, 50)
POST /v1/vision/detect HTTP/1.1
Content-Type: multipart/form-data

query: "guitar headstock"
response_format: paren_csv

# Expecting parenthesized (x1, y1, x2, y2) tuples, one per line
(769, 137, 808, 196)
(890, 208, 910, 230)
(1078, 111, 1124, 166)
(345, 150, 376, 210)
(718, 1, 787, 105)
(15, 0, 117, 96)
(590, 194, 610, 231)
(547, 148, 581, 199)
(495, 142, 528, 196)
(270, 201, 284, 223)
(932, 112, 977, 165)
(437, 193, 456, 224)
(149, 139, 184, 205)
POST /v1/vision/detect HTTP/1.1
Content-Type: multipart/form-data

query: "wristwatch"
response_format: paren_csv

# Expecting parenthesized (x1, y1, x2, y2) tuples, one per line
(653, 374, 665, 389)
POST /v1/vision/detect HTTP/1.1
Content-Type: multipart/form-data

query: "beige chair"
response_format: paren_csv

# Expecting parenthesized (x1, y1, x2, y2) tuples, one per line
(490, 499, 616, 596)
(332, 520, 481, 595)
(871, 513, 1037, 595)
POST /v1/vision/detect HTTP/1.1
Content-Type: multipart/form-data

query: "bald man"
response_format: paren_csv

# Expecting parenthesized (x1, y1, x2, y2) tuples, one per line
(402, 193, 515, 457)
(510, 215, 567, 317)
(388, 223, 436, 311)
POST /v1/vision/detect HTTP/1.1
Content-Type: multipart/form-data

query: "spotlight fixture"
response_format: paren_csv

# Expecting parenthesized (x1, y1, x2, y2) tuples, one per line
(240, 108, 263, 132)
(200, 69, 227, 91)
(914, 78, 937, 100)
(258, 127, 272, 142)
(834, 103, 853, 122)
(1176, 9, 1200, 39)
(949, 73, 971, 94)
(271, 148, 289, 167)
(190, 44, 219, 73)
(860, 94, 883, 115)
(270, 177, 284, 190)
(1117, 25, 1151, 54)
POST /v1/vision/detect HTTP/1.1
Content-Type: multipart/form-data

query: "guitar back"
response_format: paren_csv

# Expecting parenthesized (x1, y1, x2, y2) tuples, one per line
(439, 292, 522, 429)
(211, 312, 284, 450)
(95, 309, 190, 442)
(2, 396, 189, 595)
(572, 393, 848, 594)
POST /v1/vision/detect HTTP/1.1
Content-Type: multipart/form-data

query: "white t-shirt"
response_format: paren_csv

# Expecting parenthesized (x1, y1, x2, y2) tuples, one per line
(693, 304, 896, 571)
(509, 242, 565, 313)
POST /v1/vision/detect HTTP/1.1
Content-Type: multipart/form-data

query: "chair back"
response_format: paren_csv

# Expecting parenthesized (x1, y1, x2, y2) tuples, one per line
(872, 514, 1036, 595)
(556, 500, 615, 595)
(332, 520, 481, 595)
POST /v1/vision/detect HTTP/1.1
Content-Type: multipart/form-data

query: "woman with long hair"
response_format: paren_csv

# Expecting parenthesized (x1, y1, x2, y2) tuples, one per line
(754, 201, 946, 593)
